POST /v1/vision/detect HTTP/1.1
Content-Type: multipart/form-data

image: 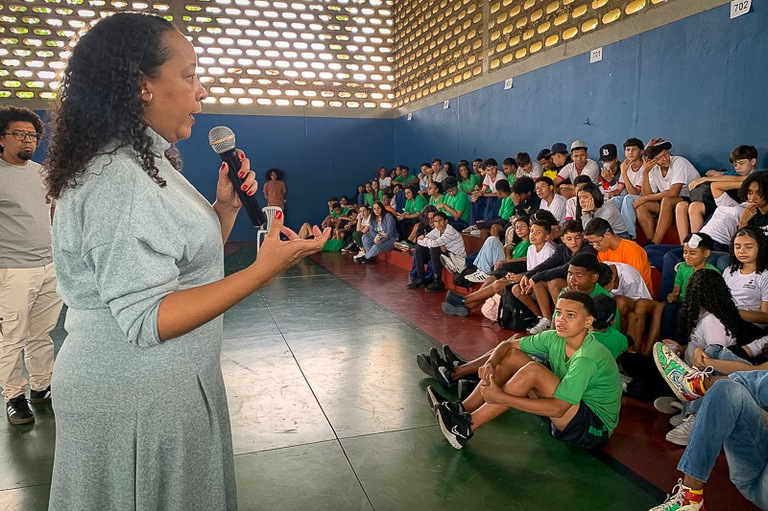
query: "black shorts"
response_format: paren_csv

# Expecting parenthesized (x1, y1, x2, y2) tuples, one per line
(547, 402, 609, 449)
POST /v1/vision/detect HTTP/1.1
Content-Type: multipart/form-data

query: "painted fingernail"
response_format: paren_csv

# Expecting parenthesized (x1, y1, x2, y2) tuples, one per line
(221, 163, 226, 170)
(238, 171, 245, 179)
(241, 184, 248, 191)
(247, 190, 255, 196)
(239, 152, 245, 160)
(275, 210, 283, 219)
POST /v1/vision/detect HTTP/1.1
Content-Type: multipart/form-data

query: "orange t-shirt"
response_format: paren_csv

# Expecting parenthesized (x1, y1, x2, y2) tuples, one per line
(598, 239, 654, 296)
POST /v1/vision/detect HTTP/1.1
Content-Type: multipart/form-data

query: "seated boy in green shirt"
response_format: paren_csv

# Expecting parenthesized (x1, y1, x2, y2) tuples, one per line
(428, 291, 621, 450)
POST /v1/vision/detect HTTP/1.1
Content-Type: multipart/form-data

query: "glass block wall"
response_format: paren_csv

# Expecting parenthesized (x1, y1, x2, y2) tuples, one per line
(2, 0, 678, 110)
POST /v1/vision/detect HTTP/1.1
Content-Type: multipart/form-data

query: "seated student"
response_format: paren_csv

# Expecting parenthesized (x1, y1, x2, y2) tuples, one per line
(513, 221, 596, 329)
(676, 144, 758, 243)
(416, 163, 430, 198)
(395, 186, 428, 241)
(443, 161, 455, 179)
(332, 207, 358, 247)
(457, 162, 482, 199)
(501, 157, 518, 184)
(444, 220, 553, 306)
(427, 157, 448, 184)
(470, 158, 508, 223)
(537, 147, 559, 181)
(565, 175, 593, 221)
(350, 204, 371, 258)
(515, 151, 543, 181)
(320, 201, 347, 230)
(391, 182, 405, 213)
(428, 291, 621, 450)
(358, 201, 396, 264)
(397, 205, 438, 252)
(435, 176, 470, 232)
(554, 141, 600, 199)
(381, 192, 397, 216)
(596, 144, 625, 199)
(634, 138, 700, 246)
(534, 176, 567, 237)
(714, 170, 768, 237)
(651, 345, 768, 511)
(354, 184, 366, 206)
(393, 164, 419, 187)
(474, 179, 513, 233)
(362, 182, 374, 207)
(603, 261, 652, 333)
(723, 227, 768, 333)
(508, 176, 540, 220)
(427, 180, 444, 207)
(583, 218, 654, 296)
(613, 137, 646, 240)
(577, 182, 628, 236)
(471, 216, 530, 278)
(409, 211, 466, 293)
(376, 166, 391, 192)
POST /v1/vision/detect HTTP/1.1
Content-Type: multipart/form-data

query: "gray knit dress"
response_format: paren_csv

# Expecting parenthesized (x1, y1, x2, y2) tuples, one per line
(49, 130, 237, 510)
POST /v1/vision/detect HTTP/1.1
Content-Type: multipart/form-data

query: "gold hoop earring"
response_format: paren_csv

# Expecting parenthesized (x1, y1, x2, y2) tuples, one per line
(141, 89, 153, 105)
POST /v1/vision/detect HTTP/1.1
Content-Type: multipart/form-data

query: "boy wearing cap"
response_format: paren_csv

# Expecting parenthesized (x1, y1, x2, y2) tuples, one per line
(553, 141, 600, 199)
(634, 138, 700, 245)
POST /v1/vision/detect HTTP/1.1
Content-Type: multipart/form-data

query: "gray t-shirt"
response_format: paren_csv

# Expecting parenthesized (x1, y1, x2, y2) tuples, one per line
(0, 158, 53, 267)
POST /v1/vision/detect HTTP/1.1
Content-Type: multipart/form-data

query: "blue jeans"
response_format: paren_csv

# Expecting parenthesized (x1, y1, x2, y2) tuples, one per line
(447, 218, 469, 231)
(474, 236, 505, 273)
(361, 233, 396, 258)
(470, 196, 501, 224)
(409, 256, 434, 281)
(683, 345, 751, 416)
(611, 195, 641, 239)
(678, 371, 768, 509)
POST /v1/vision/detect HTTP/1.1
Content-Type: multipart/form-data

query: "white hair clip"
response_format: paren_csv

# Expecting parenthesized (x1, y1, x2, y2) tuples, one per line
(688, 234, 702, 249)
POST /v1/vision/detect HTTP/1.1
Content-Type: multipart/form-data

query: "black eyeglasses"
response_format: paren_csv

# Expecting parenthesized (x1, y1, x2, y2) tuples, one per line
(3, 131, 42, 142)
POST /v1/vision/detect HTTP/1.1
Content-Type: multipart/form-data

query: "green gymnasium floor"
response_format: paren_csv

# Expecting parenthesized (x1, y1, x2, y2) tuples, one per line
(0, 247, 753, 510)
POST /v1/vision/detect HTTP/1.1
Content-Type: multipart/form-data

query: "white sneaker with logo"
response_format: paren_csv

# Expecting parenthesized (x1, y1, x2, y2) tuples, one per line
(527, 316, 551, 335)
(666, 413, 696, 446)
(465, 270, 491, 283)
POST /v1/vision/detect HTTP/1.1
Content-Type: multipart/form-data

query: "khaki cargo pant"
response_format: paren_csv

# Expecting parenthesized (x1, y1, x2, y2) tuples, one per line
(0, 263, 63, 401)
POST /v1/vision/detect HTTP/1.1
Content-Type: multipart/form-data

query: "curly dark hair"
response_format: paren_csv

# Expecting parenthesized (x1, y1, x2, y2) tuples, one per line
(0, 106, 44, 156)
(45, 13, 179, 200)
(728, 226, 768, 273)
(677, 269, 748, 344)
(265, 168, 284, 181)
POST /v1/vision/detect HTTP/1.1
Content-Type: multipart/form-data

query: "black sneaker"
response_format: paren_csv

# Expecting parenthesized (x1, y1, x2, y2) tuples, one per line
(445, 290, 466, 307)
(442, 345, 465, 367)
(29, 386, 52, 404)
(436, 404, 473, 449)
(441, 302, 470, 317)
(425, 280, 445, 293)
(416, 353, 436, 378)
(406, 278, 427, 289)
(6, 395, 34, 425)
(457, 378, 480, 400)
(429, 347, 455, 389)
(426, 385, 465, 416)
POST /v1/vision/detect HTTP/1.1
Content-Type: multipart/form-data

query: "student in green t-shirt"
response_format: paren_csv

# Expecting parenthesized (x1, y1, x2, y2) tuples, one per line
(437, 176, 470, 231)
(457, 162, 482, 196)
(428, 291, 621, 450)
(667, 232, 718, 303)
(396, 186, 427, 241)
(427, 180, 444, 207)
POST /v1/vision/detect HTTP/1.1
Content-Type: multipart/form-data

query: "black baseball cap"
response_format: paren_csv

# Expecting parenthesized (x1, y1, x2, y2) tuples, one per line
(599, 144, 618, 162)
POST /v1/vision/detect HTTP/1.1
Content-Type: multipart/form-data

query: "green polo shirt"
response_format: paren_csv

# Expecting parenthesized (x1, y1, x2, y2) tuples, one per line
(442, 191, 470, 224)
(404, 194, 427, 215)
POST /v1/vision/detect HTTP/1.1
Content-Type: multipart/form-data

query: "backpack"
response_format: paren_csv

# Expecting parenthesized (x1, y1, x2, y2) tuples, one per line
(497, 282, 537, 330)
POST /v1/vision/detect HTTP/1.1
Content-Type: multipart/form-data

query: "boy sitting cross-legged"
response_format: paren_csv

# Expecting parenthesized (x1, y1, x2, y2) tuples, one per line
(428, 291, 622, 450)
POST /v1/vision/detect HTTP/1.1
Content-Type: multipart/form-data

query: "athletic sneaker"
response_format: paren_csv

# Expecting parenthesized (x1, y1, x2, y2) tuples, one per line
(442, 345, 464, 367)
(444, 290, 466, 308)
(649, 479, 705, 511)
(469, 229, 481, 236)
(653, 343, 711, 402)
(353, 252, 366, 261)
(527, 316, 551, 335)
(436, 404, 473, 449)
(416, 353, 436, 379)
(462, 226, 476, 234)
(429, 347, 455, 389)
(666, 413, 697, 446)
(669, 413, 685, 428)
(441, 302, 470, 317)
(465, 270, 491, 283)
(6, 395, 34, 425)
(29, 386, 52, 404)
(425, 280, 445, 293)
(440, 254, 466, 274)
(654, 396, 683, 415)
(425, 385, 464, 416)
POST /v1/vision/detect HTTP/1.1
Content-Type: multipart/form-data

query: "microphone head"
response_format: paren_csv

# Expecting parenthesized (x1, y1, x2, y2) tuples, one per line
(208, 126, 236, 154)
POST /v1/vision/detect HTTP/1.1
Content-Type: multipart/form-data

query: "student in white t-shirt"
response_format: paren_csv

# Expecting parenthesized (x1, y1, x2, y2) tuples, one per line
(634, 138, 700, 245)
(553, 140, 600, 199)
(470, 158, 508, 223)
(604, 261, 652, 332)
(514, 152, 543, 181)
(611, 137, 646, 240)
(534, 176, 567, 233)
(723, 227, 768, 338)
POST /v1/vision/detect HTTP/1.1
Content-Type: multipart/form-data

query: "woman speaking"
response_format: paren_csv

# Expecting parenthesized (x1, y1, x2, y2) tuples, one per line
(44, 12, 329, 510)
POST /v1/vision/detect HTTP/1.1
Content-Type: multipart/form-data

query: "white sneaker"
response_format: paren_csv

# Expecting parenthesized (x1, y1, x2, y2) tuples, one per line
(527, 316, 551, 334)
(654, 396, 683, 415)
(620, 373, 633, 393)
(469, 229, 481, 236)
(353, 252, 366, 261)
(666, 413, 696, 446)
(669, 413, 684, 427)
(462, 226, 475, 234)
(465, 270, 491, 283)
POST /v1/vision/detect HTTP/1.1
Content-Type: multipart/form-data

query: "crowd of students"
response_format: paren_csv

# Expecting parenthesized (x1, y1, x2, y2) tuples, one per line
(312, 138, 767, 511)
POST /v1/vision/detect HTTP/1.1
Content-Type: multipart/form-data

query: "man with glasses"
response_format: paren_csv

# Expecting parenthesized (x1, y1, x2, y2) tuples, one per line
(0, 106, 63, 425)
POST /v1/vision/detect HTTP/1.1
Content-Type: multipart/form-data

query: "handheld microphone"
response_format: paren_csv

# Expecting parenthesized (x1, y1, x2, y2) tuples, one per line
(208, 126, 266, 226)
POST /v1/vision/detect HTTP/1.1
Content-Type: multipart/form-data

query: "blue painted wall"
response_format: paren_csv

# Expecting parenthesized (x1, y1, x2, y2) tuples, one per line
(176, 114, 393, 240)
(394, 3, 768, 175)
